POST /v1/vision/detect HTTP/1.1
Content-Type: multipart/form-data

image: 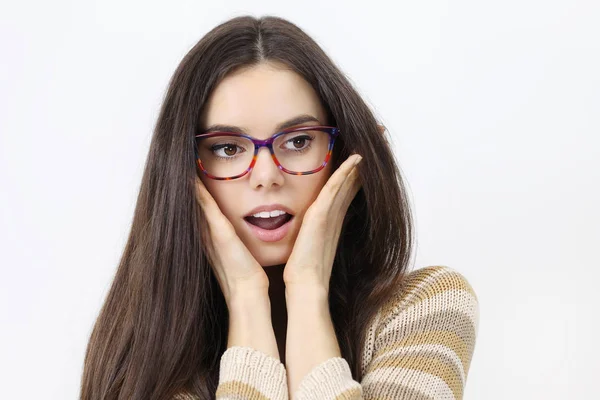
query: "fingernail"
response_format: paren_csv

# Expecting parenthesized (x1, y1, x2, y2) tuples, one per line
(354, 155, 363, 166)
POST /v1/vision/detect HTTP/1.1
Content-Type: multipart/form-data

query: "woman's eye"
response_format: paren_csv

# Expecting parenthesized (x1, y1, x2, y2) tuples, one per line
(284, 135, 312, 150)
(212, 144, 244, 157)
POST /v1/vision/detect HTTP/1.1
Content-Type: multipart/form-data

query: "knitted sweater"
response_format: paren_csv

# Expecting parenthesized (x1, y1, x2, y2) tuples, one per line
(178, 265, 479, 399)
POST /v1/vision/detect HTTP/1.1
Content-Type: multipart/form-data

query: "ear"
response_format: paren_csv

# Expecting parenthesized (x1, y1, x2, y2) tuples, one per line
(377, 124, 386, 134)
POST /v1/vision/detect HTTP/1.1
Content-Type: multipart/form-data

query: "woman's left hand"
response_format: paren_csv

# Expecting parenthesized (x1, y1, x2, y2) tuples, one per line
(283, 153, 363, 292)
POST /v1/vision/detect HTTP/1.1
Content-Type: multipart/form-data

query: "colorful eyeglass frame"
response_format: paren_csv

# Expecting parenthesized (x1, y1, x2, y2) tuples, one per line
(194, 125, 340, 180)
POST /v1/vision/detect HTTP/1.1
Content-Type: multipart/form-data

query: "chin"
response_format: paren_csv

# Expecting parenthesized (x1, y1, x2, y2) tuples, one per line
(241, 235, 294, 267)
(252, 246, 292, 267)
(235, 219, 297, 267)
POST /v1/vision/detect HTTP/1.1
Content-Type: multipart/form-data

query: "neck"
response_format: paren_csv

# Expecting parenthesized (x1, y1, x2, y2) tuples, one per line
(263, 263, 285, 287)
(263, 263, 287, 362)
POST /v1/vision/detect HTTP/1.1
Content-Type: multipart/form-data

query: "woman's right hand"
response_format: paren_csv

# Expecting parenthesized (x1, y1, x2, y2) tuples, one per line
(194, 176, 269, 304)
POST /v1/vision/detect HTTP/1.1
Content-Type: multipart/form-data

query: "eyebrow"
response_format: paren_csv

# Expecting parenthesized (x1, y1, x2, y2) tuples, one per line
(201, 114, 321, 135)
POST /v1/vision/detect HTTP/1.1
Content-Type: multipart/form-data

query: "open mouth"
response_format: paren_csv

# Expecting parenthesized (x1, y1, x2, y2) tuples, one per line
(244, 213, 294, 230)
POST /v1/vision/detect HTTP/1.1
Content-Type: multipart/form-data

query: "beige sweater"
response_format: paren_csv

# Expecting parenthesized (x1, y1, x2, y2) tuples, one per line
(181, 265, 479, 399)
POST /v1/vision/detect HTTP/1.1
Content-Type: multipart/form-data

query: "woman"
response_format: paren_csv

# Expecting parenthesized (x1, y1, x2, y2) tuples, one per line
(80, 15, 479, 400)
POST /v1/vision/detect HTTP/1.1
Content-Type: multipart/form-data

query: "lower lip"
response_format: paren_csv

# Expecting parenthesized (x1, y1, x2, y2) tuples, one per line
(244, 216, 294, 242)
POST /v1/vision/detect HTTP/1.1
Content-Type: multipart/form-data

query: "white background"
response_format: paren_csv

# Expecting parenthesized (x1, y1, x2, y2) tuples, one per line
(1, 1, 598, 398)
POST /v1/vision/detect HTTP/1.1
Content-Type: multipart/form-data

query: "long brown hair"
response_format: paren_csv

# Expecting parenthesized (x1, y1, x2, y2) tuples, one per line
(80, 15, 414, 400)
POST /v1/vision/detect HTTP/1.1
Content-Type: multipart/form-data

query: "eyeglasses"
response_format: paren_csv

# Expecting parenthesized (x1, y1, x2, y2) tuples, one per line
(194, 125, 340, 180)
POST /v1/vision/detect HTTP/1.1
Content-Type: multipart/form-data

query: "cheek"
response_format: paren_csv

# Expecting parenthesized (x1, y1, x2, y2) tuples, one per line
(295, 169, 332, 213)
(200, 178, 240, 220)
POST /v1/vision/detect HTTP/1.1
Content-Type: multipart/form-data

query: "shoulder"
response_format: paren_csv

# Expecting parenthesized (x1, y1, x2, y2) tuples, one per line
(358, 267, 480, 397)
(379, 265, 478, 323)
(374, 265, 479, 354)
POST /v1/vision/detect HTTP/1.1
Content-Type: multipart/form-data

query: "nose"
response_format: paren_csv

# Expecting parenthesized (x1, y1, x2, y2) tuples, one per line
(248, 145, 285, 189)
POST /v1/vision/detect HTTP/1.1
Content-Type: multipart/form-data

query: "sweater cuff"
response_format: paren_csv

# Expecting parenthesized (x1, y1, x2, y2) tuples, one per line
(218, 346, 288, 399)
(294, 357, 362, 400)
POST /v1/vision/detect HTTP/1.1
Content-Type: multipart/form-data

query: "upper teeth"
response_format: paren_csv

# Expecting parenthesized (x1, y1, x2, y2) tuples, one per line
(251, 210, 287, 218)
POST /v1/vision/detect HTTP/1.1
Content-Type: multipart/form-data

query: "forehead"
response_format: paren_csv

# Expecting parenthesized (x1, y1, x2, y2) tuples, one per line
(200, 62, 327, 137)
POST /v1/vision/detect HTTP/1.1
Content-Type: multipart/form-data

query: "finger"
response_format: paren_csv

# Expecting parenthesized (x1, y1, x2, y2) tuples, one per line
(194, 176, 221, 215)
(320, 154, 362, 200)
(307, 154, 362, 219)
(194, 176, 233, 235)
(329, 154, 363, 198)
(194, 176, 209, 205)
(343, 162, 363, 196)
(196, 177, 221, 227)
(194, 177, 217, 240)
(332, 162, 363, 217)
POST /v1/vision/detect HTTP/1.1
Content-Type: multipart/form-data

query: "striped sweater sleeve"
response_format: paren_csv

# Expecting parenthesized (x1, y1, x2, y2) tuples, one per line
(215, 346, 289, 399)
(293, 265, 480, 400)
(171, 346, 288, 400)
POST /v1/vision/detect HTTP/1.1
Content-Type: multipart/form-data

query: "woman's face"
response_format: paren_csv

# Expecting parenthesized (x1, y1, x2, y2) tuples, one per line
(197, 61, 333, 267)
